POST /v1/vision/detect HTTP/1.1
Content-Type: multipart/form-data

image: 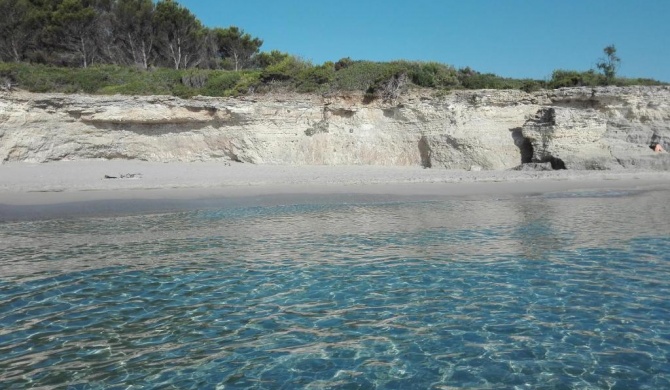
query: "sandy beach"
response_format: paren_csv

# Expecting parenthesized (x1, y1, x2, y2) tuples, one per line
(1, 160, 669, 219)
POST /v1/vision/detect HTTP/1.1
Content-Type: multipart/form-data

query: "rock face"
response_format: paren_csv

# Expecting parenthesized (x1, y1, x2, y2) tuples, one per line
(522, 107, 610, 169)
(521, 87, 670, 170)
(1, 86, 669, 169)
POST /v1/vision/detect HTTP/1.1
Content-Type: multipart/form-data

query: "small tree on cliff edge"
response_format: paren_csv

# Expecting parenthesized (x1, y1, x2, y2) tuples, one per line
(596, 45, 620, 85)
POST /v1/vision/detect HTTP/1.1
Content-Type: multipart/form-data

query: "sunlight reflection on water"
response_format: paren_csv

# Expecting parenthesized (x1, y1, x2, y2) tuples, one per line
(1, 188, 669, 388)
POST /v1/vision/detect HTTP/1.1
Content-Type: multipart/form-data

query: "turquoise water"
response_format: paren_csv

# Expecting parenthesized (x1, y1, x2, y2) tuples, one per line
(1, 188, 670, 389)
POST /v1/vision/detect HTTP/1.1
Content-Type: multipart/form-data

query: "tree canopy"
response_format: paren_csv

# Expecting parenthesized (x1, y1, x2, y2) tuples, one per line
(153, 0, 203, 69)
(212, 26, 263, 71)
(596, 45, 621, 83)
(0, 1, 665, 96)
(0, 0, 265, 70)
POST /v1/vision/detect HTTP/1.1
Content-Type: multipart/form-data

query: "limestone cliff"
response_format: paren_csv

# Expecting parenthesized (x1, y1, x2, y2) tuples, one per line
(1, 86, 669, 170)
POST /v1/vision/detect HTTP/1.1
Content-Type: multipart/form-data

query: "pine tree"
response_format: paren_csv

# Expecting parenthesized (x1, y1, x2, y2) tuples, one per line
(153, 0, 204, 69)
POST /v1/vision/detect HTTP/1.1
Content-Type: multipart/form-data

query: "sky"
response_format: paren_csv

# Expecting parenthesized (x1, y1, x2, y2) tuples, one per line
(178, 0, 670, 82)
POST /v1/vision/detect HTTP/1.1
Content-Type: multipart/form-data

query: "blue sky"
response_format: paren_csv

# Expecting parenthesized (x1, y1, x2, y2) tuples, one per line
(178, 0, 670, 82)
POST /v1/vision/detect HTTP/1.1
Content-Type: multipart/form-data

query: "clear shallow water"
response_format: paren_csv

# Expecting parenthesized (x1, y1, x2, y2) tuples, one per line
(1, 188, 670, 389)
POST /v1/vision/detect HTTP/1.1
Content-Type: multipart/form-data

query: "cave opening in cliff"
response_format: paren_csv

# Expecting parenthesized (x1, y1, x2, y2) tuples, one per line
(546, 156, 567, 170)
(510, 128, 534, 164)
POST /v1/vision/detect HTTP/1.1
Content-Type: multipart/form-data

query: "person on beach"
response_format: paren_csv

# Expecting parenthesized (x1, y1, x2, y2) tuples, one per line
(651, 142, 665, 152)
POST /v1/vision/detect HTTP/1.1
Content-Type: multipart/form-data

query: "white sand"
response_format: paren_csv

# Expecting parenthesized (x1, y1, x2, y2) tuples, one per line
(1, 161, 669, 218)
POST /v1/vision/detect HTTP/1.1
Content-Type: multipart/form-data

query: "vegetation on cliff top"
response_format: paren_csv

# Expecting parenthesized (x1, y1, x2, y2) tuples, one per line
(0, 0, 666, 98)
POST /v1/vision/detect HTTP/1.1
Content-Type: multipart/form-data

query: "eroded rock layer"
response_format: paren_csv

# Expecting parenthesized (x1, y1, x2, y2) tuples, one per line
(1, 86, 669, 170)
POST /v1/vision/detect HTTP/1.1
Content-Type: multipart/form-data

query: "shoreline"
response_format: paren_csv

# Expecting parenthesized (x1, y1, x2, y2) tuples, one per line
(2, 161, 669, 220)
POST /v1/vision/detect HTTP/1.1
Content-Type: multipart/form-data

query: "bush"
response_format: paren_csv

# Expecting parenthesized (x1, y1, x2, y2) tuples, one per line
(408, 62, 459, 89)
(520, 79, 546, 92)
(181, 70, 209, 88)
(171, 84, 197, 99)
(0, 63, 124, 93)
(232, 71, 261, 94)
(1, 60, 664, 98)
(332, 61, 405, 92)
(255, 50, 291, 68)
(549, 69, 667, 89)
(459, 72, 517, 89)
(548, 69, 604, 89)
(261, 56, 310, 82)
(368, 72, 408, 102)
(91, 67, 183, 96)
(615, 77, 668, 87)
(334, 57, 354, 71)
(99, 80, 165, 95)
(295, 64, 335, 92)
(201, 71, 242, 95)
(363, 62, 414, 101)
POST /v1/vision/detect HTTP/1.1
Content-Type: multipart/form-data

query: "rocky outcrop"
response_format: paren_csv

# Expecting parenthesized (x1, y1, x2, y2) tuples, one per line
(1, 86, 669, 170)
(521, 87, 670, 170)
(522, 107, 610, 169)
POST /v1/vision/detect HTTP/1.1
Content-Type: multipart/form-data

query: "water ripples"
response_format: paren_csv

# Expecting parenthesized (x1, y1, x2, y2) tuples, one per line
(1, 189, 670, 388)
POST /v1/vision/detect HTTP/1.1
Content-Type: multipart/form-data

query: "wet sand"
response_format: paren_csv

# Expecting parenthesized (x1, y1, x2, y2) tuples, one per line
(1, 161, 669, 219)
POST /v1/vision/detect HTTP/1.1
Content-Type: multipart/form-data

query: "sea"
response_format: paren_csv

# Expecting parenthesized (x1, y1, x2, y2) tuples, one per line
(1, 186, 669, 389)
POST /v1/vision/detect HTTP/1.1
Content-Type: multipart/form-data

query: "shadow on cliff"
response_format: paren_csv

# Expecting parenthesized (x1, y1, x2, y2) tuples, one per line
(70, 108, 249, 135)
(510, 127, 533, 164)
(80, 122, 222, 135)
(418, 136, 432, 168)
(509, 127, 568, 170)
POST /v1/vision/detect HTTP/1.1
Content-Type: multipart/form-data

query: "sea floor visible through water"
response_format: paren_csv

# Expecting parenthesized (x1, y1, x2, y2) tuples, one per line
(1, 187, 670, 389)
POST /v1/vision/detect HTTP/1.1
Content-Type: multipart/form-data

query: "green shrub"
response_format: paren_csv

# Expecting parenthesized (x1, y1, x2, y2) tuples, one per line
(459, 72, 516, 89)
(611, 77, 668, 87)
(1, 63, 53, 92)
(98, 67, 183, 96)
(520, 79, 546, 92)
(332, 61, 405, 91)
(2, 60, 664, 98)
(232, 71, 261, 94)
(548, 69, 667, 89)
(334, 57, 354, 71)
(255, 50, 291, 68)
(181, 69, 209, 88)
(0, 63, 124, 93)
(201, 71, 242, 96)
(99, 81, 164, 95)
(171, 84, 196, 98)
(261, 56, 310, 82)
(295, 64, 335, 92)
(408, 62, 459, 89)
(548, 69, 604, 89)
